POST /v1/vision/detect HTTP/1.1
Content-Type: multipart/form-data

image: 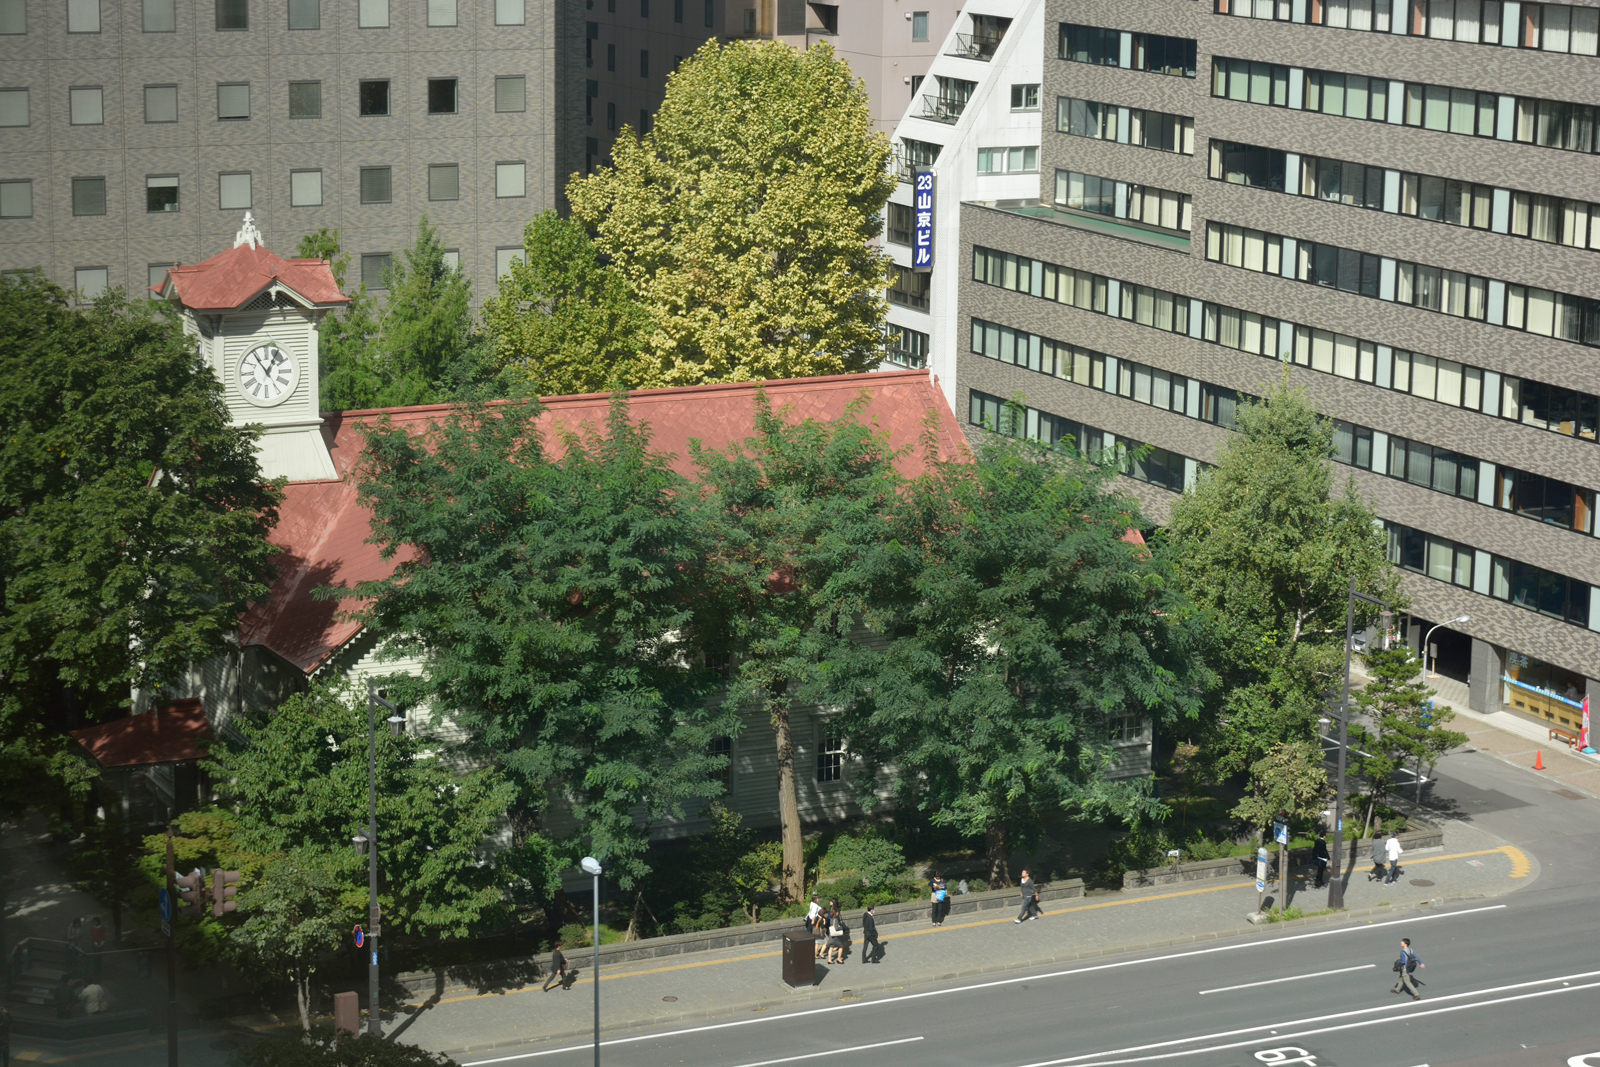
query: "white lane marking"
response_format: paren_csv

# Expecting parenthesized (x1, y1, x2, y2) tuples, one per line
(1051, 980, 1600, 1066)
(727, 1036, 925, 1067)
(455, 904, 1508, 1064)
(1011, 970, 1600, 1067)
(1198, 964, 1374, 995)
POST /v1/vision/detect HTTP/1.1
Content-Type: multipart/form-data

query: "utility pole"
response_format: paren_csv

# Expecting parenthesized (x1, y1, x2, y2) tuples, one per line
(1329, 578, 1392, 911)
(163, 827, 178, 1067)
(361, 680, 404, 1037)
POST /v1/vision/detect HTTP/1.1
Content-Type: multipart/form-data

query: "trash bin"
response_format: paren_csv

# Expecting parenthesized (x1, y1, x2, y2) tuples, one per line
(781, 931, 816, 988)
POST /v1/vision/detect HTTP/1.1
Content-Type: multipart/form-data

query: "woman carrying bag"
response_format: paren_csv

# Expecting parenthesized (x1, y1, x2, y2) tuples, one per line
(825, 904, 847, 964)
(929, 872, 949, 927)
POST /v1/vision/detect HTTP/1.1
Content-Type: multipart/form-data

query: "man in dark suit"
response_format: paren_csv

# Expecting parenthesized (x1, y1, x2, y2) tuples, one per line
(860, 905, 881, 964)
(1014, 870, 1041, 923)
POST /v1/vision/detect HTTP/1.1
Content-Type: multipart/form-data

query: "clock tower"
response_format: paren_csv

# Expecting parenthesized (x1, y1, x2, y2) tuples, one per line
(157, 214, 349, 482)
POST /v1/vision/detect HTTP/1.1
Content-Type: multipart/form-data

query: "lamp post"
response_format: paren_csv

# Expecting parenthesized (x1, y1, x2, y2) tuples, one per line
(1328, 577, 1391, 912)
(355, 679, 405, 1037)
(1423, 615, 1470, 678)
(580, 856, 603, 1067)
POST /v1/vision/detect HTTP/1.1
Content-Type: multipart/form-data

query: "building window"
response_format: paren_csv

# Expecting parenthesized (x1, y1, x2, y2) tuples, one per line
(441, 249, 459, 272)
(290, 168, 322, 206)
(0, 89, 29, 127)
(1056, 170, 1191, 231)
(67, 0, 98, 31)
(142, 0, 175, 32)
(71, 177, 106, 215)
(911, 9, 927, 39)
(496, 161, 525, 197)
(147, 262, 172, 296)
(606, 42, 615, 70)
(710, 735, 731, 791)
(218, 171, 251, 209)
(639, 109, 650, 134)
(1108, 715, 1145, 743)
(640, 49, 648, 77)
(427, 0, 455, 25)
(427, 78, 457, 114)
(887, 325, 928, 367)
(145, 84, 178, 122)
(704, 0, 712, 25)
(1057, 97, 1195, 154)
(744, 4, 756, 29)
(673, 0, 681, 20)
(640, 0, 647, 14)
(586, 80, 596, 123)
(217, 83, 250, 120)
(69, 87, 103, 126)
(358, 0, 387, 26)
(1, 0, 26, 33)
(288, 81, 320, 118)
(359, 166, 391, 204)
(74, 267, 108, 300)
(494, 0, 522, 23)
(214, 0, 246, 30)
(428, 163, 459, 200)
(287, 0, 317, 27)
(976, 146, 1038, 174)
(606, 100, 615, 128)
(887, 202, 912, 245)
(361, 253, 392, 289)
(887, 270, 929, 310)
(1010, 84, 1038, 110)
(359, 80, 390, 116)
(816, 734, 843, 783)
(146, 174, 179, 212)
(495, 246, 520, 279)
(1060, 23, 1197, 77)
(494, 75, 525, 112)
(0, 180, 32, 218)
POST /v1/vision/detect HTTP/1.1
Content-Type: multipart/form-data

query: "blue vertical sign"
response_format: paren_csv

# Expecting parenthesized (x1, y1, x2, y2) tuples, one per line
(912, 168, 936, 271)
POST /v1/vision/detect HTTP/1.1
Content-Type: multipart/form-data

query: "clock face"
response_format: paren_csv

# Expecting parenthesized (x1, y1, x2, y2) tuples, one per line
(237, 343, 298, 407)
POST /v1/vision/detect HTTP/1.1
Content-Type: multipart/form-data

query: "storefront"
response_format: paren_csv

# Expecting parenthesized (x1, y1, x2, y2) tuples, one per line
(1502, 651, 1588, 732)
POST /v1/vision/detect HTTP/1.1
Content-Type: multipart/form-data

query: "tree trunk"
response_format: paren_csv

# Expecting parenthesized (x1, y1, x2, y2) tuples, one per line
(773, 702, 804, 903)
(985, 822, 1010, 887)
(1278, 834, 1289, 911)
(294, 964, 311, 1033)
(1414, 756, 1425, 806)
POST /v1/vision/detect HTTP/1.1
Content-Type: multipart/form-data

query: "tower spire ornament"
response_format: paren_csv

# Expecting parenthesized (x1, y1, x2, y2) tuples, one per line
(234, 212, 263, 250)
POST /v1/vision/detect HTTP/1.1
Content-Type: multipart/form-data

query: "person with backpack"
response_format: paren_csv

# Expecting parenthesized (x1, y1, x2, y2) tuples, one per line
(1391, 937, 1425, 1000)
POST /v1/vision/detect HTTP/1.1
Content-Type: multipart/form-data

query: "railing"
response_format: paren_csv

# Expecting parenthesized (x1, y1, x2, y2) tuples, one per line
(920, 94, 968, 124)
(946, 32, 1003, 60)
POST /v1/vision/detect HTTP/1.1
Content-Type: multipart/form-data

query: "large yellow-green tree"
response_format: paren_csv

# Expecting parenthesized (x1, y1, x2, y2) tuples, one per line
(568, 39, 897, 385)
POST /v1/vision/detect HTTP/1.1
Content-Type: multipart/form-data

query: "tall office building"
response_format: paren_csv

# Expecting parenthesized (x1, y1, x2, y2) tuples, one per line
(941, 0, 1600, 727)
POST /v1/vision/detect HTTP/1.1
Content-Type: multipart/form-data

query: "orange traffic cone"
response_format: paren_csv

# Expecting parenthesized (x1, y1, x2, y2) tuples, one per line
(1534, 749, 1545, 770)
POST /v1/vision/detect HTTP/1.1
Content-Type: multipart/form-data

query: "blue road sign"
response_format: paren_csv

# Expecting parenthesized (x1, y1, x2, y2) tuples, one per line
(354, 925, 364, 948)
(158, 888, 172, 922)
(1274, 821, 1290, 845)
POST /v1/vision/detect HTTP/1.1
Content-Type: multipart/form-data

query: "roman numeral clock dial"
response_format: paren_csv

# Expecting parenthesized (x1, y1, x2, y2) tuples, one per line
(237, 343, 298, 406)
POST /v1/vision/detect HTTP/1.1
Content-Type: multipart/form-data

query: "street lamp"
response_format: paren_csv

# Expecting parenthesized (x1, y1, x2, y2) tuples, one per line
(1328, 578, 1392, 912)
(364, 679, 401, 1036)
(1423, 615, 1470, 678)
(580, 856, 603, 1067)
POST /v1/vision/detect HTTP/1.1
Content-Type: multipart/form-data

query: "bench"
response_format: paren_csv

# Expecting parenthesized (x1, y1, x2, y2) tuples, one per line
(1550, 726, 1580, 749)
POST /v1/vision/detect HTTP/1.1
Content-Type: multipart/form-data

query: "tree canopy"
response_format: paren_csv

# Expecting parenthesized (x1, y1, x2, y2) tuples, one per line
(568, 40, 898, 385)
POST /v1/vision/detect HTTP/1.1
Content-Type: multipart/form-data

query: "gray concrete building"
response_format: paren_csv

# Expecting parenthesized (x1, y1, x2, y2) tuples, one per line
(953, 0, 1600, 732)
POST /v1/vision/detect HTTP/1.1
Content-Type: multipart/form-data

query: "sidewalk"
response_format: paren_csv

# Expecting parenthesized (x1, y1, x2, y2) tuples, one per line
(368, 819, 1534, 1060)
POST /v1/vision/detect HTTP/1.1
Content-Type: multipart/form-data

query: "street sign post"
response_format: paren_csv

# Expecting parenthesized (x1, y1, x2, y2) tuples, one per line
(354, 926, 364, 948)
(1255, 846, 1268, 913)
(1274, 821, 1289, 845)
(158, 888, 172, 922)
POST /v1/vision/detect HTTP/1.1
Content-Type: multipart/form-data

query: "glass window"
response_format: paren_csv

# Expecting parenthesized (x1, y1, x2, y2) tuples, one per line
(427, 163, 458, 201)
(145, 84, 178, 122)
(67, 0, 98, 31)
(495, 0, 523, 22)
(287, 0, 317, 28)
(288, 81, 320, 118)
(427, 78, 457, 114)
(494, 75, 525, 112)
(218, 171, 251, 209)
(1011, 84, 1039, 110)
(359, 0, 387, 25)
(0, 0, 25, 33)
(911, 10, 927, 40)
(143, 0, 175, 31)
(290, 168, 321, 206)
(147, 263, 172, 296)
(359, 166, 391, 204)
(74, 267, 108, 300)
(427, 0, 455, 25)
(69, 87, 103, 125)
(496, 246, 521, 279)
(214, 0, 246, 29)
(0, 89, 26, 127)
(217, 83, 250, 120)
(361, 253, 392, 289)
(0, 180, 33, 218)
(359, 80, 389, 116)
(71, 176, 106, 215)
(145, 174, 178, 212)
(495, 161, 525, 197)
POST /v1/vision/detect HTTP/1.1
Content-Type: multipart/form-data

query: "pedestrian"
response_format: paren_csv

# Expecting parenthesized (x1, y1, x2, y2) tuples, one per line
(817, 900, 836, 959)
(1, 1003, 12, 1067)
(1391, 937, 1425, 1000)
(1369, 834, 1387, 881)
(929, 872, 948, 927)
(805, 894, 822, 935)
(77, 981, 108, 1015)
(825, 904, 846, 964)
(1385, 832, 1404, 884)
(87, 916, 106, 953)
(1312, 832, 1330, 889)
(52, 975, 73, 1019)
(859, 905, 880, 965)
(1014, 869, 1041, 923)
(541, 941, 568, 992)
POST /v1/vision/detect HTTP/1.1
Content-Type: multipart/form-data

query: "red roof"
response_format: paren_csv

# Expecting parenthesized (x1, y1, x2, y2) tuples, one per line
(70, 700, 211, 767)
(242, 370, 966, 674)
(162, 243, 348, 311)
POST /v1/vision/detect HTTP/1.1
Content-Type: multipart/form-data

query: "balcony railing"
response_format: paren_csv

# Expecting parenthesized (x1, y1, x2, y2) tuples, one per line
(920, 94, 968, 124)
(945, 32, 1003, 60)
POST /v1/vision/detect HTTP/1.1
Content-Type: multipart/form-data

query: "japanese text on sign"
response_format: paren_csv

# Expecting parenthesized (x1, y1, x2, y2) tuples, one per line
(912, 169, 935, 271)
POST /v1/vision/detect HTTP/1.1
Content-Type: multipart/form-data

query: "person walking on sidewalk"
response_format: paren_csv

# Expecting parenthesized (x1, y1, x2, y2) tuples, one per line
(825, 904, 846, 964)
(1014, 870, 1041, 923)
(1391, 937, 1425, 999)
(929, 873, 948, 927)
(1369, 834, 1387, 881)
(805, 894, 822, 935)
(542, 942, 569, 991)
(859, 905, 880, 965)
(1312, 832, 1330, 889)
(1385, 833, 1404, 884)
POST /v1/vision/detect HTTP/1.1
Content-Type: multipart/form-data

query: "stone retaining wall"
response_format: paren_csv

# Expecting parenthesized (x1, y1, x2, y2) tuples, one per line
(1121, 819, 1444, 890)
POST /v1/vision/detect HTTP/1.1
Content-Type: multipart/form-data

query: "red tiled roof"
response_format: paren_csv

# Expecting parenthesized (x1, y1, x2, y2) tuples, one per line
(162, 243, 348, 311)
(70, 700, 211, 767)
(242, 370, 967, 674)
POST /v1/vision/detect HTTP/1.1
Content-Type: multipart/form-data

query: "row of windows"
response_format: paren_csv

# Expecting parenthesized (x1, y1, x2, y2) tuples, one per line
(1205, 220, 1600, 346)
(967, 389, 1202, 494)
(1210, 140, 1600, 253)
(976, 146, 1039, 175)
(586, 35, 657, 78)
(0, 161, 527, 219)
(885, 324, 928, 368)
(1057, 23, 1197, 77)
(888, 269, 929, 311)
(970, 245, 1600, 446)
(1055, 97, 1196, 155)
(1216, 0, 1600, 58)
(1385, 521, 1600, 631)
(0, 0, 525, 33)
(1212, 56, 1600, 155)
(0, 76, 527, 129)
(595, 0, 712, 21)
(1053, 170, 1192, 233)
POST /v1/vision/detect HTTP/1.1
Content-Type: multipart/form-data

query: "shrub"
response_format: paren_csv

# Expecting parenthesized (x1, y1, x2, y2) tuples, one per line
(557, 923, 590, 948)
(231, 1030, 456, 1066)
(818, 827, 908, 888)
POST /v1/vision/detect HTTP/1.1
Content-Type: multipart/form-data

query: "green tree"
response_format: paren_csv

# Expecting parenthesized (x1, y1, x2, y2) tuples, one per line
(347, 396, 727, 892)
(685, 803, 782, 924)
(692, 391, 909, 901)
(0, 271, 281, 814)
(1352, 645, 1466, 826)
(230, 1030, 457, 1066)
(569, 40, 897, 385)
(1231, 740, 1329, 907)
(483, 212, 652, 396)
(296, 229, 384, 412)
(1162, 379, 1402, 780)
(833, 427, 1212, 884)
(230, 850, 352, 1032)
